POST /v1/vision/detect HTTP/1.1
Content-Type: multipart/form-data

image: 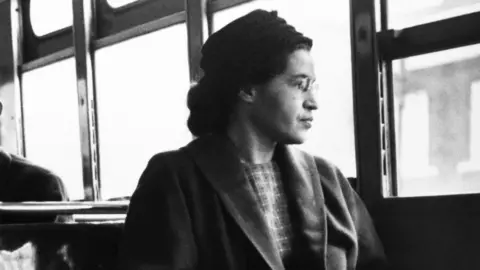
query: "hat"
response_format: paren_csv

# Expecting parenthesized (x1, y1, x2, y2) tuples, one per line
(200, 9, 312, 82)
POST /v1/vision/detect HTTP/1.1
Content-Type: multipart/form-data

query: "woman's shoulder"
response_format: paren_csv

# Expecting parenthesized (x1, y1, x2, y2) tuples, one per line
(146, 136, 217, 166)
(137, 147, 197, 186)
(146, 146, 194, 168)
(289, 146, 354, 190)
(289, 146, 341, 177)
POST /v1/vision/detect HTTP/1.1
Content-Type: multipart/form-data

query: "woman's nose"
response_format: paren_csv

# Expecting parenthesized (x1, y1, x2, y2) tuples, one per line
(304, 92, 318, 111)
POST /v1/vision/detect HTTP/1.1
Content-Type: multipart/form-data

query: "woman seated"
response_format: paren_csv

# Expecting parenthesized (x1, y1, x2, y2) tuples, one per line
(119, 9, 387, 270)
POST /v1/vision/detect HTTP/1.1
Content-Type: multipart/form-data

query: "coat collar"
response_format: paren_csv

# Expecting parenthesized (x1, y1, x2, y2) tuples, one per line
(275, 145, 327, 267)
(185, 134, 327, 269)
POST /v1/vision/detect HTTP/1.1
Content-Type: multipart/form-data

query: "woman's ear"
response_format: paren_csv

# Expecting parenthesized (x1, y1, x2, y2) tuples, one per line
(0, 101, 3, 116)
(238, 86, 257, 103)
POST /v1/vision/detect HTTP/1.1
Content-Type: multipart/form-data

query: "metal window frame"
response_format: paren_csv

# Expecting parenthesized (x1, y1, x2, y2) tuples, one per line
(352, 0, 480, 204)
(21, 0, 252, 70)
(380, 9, 480, 200)
(185, 0, 210, 82)
(0, 201, 128, 214)
(352, 3, 480, 268)
(378, 0, 398, 197)
(72, 0, 101, 201)
(378, 11, 480, 61)
(0, 0, 24, 156)
(349, 0, 383, 207)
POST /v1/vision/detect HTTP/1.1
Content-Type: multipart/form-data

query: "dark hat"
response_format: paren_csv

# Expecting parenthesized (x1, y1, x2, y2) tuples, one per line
(200, 9, 312, 81)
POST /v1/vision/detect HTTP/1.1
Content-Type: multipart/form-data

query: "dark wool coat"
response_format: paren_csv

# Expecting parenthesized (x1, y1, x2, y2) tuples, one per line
(0, 148, 68, 224)
(119, 135, 386, 270)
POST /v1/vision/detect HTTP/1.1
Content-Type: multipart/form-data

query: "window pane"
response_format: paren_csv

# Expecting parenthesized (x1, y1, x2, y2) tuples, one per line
(214, 0, 356, 177)
(393, 44, 480, 197)
(22, 58, 84, 200)
(107, 0, 139, 8)
(459, 82, 480, 173)
(375, 0, 382, 31)
(95, 23, 191, 200)
(388, 0, 480, 29)
(30, 0, 72, 36)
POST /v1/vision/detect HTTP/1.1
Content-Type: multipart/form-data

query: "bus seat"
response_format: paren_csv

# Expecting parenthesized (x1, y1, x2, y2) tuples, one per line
(347, 177, 358, 191)
(0, 222, 123, 270)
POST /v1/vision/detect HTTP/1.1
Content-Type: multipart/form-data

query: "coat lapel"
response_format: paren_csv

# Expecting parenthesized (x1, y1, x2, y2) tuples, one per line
(275, 145, 327, 268)
(186, 135, 284, 270)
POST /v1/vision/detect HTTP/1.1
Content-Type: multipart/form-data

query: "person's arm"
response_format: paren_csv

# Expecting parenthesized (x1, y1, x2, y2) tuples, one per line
(8, 154, 69, 202)
(2, 159, 71, 224)
(118, 153, 198, 270)
(28, 169, 72, 223)
(28, 170, 68, 201)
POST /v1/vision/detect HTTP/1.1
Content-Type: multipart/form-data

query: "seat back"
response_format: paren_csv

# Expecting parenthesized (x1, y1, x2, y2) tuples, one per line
(0, 222, 123, 269)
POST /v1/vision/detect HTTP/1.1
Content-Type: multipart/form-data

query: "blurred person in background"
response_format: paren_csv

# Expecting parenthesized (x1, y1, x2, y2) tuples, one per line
(0, 100, 70, 224)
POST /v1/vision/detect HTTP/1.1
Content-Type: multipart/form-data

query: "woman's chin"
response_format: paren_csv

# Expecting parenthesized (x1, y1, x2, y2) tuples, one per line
(279, 132, 308, 145)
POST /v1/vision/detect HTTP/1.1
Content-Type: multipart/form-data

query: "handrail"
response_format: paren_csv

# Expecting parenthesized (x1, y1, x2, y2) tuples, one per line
(0, 201, 129, 214)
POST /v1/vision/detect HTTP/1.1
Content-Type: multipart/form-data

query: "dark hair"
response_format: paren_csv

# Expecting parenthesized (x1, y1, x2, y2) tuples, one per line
(187, 10, 312, 137)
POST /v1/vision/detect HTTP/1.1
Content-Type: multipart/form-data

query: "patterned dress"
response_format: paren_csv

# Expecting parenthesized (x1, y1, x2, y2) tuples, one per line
(242, 161, 293, 260)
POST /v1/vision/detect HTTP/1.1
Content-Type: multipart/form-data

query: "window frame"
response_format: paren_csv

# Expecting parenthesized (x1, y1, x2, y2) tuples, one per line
(351, 0, 480, 203)
(351, 0, 480, 269)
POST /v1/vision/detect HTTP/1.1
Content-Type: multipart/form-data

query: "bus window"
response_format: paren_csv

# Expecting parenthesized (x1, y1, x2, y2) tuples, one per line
(214, 0, 357, 177)
(458, 82, 480, 173)
(22, 58, 84, 200)
(387, 0, 480, 29)
(95, 23, 191, 200)
(392, 44, 480, 197)
(30, 0, 72, 36)
(107, 0, 140, 9)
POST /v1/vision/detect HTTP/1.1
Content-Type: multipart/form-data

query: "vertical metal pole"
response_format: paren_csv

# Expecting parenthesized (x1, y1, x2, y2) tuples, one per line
(185, 0, 209, 82)
(379, 0, 388, 31)
(379, 0, 399, 196)
(350, 0, 383, 207)
(72, 0, 101, 201)
(0, 0, 24, 156)
(206, 0, 214, 37)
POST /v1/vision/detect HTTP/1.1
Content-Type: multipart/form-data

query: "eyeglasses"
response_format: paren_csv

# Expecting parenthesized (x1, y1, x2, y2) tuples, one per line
(290, 77, 319, 93)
